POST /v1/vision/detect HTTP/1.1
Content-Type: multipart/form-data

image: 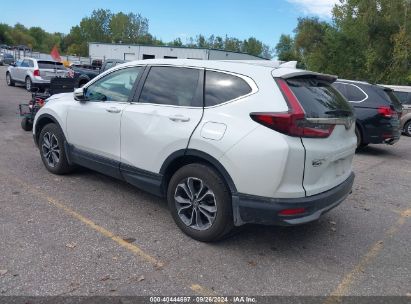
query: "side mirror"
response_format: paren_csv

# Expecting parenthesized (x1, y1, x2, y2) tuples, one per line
(10, 62, 16, 67)
(74, 87, 86, 102)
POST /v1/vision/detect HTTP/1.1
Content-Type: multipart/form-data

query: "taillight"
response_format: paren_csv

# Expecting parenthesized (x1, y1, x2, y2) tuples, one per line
(33, 69, 40, 77)
(250, 79, 335, 138)
(377, 106, 394, 118)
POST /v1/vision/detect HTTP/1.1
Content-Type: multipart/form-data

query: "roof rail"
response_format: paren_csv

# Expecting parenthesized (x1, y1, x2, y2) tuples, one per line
(221, 60, 297, 68)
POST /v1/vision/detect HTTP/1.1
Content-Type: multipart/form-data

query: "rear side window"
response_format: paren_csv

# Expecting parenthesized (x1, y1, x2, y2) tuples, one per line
(346, 84, 366, 102)
(287, 78, 353, 118)
(38, 61, 66, 70)
(205, 71, 252, 106)
(394, 91, 409, 104)
(333, 82, 347, 97)
(139, 66, 201, 107)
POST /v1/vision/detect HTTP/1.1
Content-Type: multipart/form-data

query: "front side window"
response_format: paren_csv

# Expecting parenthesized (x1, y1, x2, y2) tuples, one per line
(85, 66, 142, 102)
(21, 59, 30, 67)
(205, 71, 252, 107)
(139, 66, 201, 107)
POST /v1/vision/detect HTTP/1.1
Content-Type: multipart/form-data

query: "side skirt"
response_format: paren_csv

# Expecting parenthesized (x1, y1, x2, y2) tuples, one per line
(66, 144, 163, 197)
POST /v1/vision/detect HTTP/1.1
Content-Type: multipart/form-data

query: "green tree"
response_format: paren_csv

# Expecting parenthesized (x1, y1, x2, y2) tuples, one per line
(275, 34, 299, 61)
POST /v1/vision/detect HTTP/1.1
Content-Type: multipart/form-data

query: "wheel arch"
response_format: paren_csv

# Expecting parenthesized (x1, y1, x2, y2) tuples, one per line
(160, 149, 237, 197)
(355, 120, 366, 143)
(34, 114, 62, 146)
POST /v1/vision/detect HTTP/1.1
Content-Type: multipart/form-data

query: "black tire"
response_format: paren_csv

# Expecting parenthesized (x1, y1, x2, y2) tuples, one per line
(38, 123, 74, 175)
(21, 117, 33, 131)
(6, 72, 15, 86)
(167, 163, 233, 242)
(355, 125, 368, 150)
(404, 121, 411, 137)
(25, 76, 32, 91)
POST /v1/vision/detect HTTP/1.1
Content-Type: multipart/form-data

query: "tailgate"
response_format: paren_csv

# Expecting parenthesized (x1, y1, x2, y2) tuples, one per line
(38, 61, 67, 79)
(286, 78, 356, 196)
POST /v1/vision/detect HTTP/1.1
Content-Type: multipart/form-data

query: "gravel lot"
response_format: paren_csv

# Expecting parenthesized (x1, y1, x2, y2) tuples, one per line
(0, 65, 410, 299)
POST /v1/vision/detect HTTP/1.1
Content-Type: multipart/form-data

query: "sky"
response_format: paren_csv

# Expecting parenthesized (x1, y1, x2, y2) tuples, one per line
(0, 0, 339, 48)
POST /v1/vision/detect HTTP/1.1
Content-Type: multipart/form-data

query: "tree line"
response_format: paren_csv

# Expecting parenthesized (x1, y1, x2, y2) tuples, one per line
(275, 0, 411, 85)
(0, 9, 272, 59)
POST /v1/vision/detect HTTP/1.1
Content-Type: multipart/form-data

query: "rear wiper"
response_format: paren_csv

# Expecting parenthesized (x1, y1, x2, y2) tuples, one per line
(324, 110, 353, 117)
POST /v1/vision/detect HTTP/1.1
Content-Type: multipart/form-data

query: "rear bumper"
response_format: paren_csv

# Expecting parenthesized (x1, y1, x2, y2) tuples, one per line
(232, 172, 355, 226)
(363, 118, 401, 145)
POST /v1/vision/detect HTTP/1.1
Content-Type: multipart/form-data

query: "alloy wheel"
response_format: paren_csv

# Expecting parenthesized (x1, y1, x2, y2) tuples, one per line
(407, 123, 411, 136)
(41, 132, 60, 168)
(174, 177, 217, 230)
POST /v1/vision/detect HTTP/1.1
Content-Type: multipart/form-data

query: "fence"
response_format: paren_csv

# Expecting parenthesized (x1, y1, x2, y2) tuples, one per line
(1, 48, 93, 64)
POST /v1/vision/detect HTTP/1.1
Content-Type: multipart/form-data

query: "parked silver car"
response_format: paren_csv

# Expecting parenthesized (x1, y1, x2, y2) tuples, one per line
(6, 58, 68, 91)
(0, 53, 14, 65)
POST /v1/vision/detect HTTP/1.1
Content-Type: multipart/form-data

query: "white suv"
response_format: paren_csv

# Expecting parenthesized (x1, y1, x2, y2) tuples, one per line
(33, 60, 356, 241)
(6, 57, 68, 91)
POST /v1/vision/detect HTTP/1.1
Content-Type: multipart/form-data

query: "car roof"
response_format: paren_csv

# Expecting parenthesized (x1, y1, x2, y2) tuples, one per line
(114, 59, 336, 81)
(379, 84, 411, 93)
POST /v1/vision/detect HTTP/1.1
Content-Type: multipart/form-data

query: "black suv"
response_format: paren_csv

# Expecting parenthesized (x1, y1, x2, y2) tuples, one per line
(333, 80, 402, 149)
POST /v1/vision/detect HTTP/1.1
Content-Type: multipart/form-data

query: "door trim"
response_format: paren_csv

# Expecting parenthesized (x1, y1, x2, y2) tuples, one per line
(66, 144, 164, 196)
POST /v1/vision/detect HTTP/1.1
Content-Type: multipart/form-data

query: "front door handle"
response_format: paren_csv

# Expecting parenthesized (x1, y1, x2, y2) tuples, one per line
(106, 107, 121, 114)
(168, 114, 190, 122)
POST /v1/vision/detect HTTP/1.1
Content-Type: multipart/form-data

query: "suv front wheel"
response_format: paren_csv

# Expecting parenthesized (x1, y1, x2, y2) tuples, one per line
(6, 72, 15, 86)
(167, 163, 233, 242)
(39, 123, 74, 175)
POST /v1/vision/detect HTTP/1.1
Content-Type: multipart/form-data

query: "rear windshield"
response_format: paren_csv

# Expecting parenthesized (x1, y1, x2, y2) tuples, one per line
(375, 87, 402, 112)
(38, 61, 66, 70)
(287, 78, 353, 118)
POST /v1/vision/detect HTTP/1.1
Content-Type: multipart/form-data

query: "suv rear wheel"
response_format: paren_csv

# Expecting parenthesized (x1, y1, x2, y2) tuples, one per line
(355, 125, 368, 149)
(404, 121, 411, 137)
(39, 123, 74, 174)
(25, 76, 32, 91)
(167, 163, 233, 242)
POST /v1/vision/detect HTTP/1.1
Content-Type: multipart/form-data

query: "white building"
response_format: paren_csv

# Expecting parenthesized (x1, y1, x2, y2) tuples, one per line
(89, 42, 265, 61)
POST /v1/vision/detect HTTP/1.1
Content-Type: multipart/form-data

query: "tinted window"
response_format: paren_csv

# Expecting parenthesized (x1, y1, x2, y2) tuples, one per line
(346, 84, 366, 102)
(333, 83, 347, 97)
(375, 87, 402, 112)
(287, 78, 353, 118)
(21, 59, 30, 67)
(394, 91, 409, 104)
(139, 66, 201, 107)
(205, 71, 252, 106)
(85, 67, 142, 102)
(38, 61, 65, 70)
(15, 59, 23, 67)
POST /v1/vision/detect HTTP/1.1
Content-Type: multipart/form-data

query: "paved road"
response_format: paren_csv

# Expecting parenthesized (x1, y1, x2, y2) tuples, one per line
(0, 65, 410, 298)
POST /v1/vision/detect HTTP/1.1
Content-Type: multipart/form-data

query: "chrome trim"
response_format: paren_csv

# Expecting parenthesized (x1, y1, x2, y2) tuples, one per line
(306, 117, 355, 130)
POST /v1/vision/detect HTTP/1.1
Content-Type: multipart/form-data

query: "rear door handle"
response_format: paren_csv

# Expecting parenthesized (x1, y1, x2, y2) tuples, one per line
(168, 114, 190, 122)
(106, 107, 121, 114)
